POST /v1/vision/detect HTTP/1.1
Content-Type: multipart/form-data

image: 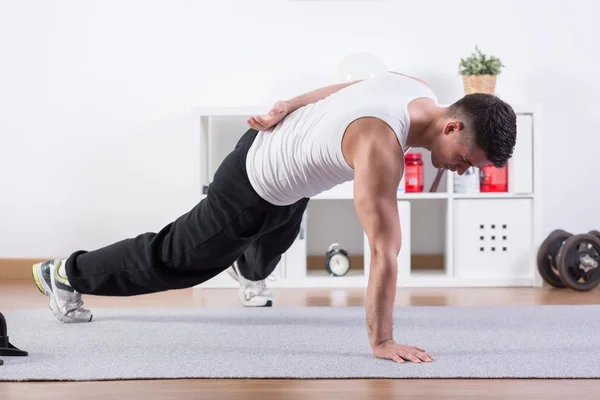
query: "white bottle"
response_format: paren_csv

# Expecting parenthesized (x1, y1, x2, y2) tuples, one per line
(453, 167, 480, 193)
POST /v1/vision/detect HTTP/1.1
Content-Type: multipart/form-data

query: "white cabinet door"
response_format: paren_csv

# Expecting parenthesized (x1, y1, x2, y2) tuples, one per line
(453, 199, 533, 280)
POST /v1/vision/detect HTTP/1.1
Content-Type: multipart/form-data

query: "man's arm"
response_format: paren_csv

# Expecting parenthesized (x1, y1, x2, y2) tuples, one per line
(285, 80, 362, 113)
(352, 120, 435, 364)
(287, 71, 430, 112)
(247, 79, 362, 131)
(353, 123, 403, 349)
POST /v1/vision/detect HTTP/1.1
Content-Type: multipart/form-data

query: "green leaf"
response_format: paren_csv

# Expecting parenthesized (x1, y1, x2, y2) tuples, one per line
(458, 46, 504, 75)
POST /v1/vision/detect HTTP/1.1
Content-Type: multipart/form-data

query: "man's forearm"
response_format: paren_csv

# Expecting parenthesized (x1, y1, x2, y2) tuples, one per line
(286, 80, 362, 113)
(366, 254, 398, 349)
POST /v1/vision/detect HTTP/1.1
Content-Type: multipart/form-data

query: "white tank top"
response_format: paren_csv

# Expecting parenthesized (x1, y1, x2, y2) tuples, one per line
(245, 72, 438, 206)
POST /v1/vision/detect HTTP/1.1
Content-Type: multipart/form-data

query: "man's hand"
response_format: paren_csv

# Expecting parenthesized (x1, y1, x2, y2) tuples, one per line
(247, 101, 290, 131)
(373, 339, 435, 364)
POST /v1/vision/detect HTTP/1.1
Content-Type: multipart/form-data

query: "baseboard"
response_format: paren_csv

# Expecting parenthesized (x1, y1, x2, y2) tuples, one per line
(0, 258, 46, 281)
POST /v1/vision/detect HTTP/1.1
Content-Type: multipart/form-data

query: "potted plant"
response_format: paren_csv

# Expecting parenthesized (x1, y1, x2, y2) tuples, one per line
(459, 46, 504, 94)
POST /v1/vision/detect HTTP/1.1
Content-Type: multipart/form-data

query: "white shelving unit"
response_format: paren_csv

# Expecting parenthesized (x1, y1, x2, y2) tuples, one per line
(193, 103, 543, 289)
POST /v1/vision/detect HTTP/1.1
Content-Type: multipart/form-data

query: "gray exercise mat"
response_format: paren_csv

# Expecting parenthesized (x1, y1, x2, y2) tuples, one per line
(1, 305, 599, 381)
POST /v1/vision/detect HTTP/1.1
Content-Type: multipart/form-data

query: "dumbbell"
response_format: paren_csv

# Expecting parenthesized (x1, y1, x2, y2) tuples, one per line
(537, 229, 571, 288)
(537, 229, 600, 291)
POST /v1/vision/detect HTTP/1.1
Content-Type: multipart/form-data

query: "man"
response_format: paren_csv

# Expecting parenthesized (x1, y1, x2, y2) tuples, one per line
(32, 71, 516, 364)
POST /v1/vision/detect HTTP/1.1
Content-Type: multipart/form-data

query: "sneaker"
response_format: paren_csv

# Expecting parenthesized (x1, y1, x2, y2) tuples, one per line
(32, 258, 93, 323)
(226, 262, 273, 307)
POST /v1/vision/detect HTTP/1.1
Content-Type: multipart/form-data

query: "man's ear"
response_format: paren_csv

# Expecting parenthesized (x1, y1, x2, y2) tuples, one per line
(443, 120, 463, 135)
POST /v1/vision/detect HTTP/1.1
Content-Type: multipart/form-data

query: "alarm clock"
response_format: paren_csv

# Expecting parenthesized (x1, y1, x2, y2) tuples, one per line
(325, 243, 351, 276)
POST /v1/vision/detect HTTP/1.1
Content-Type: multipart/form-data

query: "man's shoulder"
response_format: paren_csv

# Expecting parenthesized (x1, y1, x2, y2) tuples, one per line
(348, 116, 396, 139)
(349, 117, 406, 192)
(345, 117, 404, 161)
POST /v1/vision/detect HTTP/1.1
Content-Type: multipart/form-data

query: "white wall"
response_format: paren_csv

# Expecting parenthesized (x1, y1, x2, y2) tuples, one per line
(1, 0, 599, 258)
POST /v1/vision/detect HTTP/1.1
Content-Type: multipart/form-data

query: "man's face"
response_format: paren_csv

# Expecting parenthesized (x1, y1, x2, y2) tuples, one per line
(429, 121, 491, 175)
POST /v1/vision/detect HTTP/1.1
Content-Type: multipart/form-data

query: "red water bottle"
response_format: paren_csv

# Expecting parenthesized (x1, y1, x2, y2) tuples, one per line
(480, 165, 507, 192)
(404, 152, 424, 192)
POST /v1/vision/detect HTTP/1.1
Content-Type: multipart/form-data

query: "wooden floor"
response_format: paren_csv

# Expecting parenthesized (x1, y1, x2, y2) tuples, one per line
(1, 280, 600, 399)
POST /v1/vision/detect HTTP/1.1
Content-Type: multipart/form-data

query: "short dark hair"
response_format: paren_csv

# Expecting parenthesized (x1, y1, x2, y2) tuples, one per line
(449, 93, 517, 168)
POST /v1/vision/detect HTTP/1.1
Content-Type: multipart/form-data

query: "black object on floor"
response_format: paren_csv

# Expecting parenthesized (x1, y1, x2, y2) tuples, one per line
(0, 312, 28, 363)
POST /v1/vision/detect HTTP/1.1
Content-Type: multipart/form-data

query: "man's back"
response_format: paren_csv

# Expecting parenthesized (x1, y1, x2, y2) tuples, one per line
(246, 72, 438, 206)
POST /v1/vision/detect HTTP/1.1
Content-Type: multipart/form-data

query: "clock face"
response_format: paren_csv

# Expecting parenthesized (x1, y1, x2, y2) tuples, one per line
(329, 253, 350, 276)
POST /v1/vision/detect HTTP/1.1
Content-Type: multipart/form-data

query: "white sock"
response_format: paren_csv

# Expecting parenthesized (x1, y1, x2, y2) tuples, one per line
(58, 258, 68, 279)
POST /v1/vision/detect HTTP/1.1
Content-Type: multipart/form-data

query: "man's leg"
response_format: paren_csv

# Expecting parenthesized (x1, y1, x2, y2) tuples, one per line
(228, 197, 309, 306)
(32, 128, 270, 321)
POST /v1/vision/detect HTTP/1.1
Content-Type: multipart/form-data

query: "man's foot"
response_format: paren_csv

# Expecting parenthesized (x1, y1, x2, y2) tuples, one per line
(32, 258, 93, 323)
(227, 262, 273, 307)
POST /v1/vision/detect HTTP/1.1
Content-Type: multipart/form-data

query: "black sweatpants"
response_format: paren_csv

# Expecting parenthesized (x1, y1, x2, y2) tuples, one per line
(65, 128, 310, 296)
